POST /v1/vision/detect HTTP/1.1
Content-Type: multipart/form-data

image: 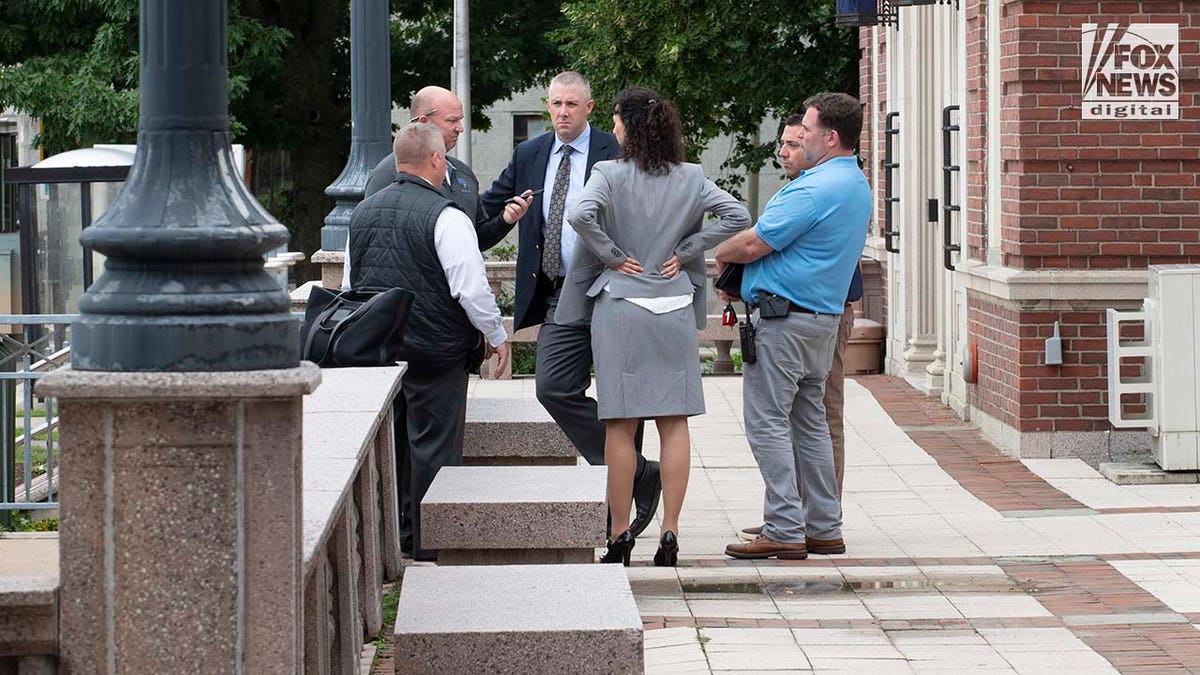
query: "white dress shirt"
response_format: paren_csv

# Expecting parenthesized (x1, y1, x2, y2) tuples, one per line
(543, 124, 591, 275)
(434, 208, 508, 348)
(342, 180, 507, 348)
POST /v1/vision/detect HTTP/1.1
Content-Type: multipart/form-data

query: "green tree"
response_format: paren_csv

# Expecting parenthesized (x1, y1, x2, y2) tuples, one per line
(390, 0, 565, 131)
(558, 0, 858, 191)
(235, 0, 351, 277)
(0, 0, 566, 282)
(0, 0, 288, 154)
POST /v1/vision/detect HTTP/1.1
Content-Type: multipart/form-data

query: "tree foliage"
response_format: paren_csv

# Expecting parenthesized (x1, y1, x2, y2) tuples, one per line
(0, 0, 289, 154)
(389, 0, 565, 130)
(558, 0, 858, 188)
(0, 0, 566, 279)
(0, 0, 856, 270)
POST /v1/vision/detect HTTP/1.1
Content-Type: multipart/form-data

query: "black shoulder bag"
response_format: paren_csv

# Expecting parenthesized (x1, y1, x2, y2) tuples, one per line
(300, 286, 415, 367)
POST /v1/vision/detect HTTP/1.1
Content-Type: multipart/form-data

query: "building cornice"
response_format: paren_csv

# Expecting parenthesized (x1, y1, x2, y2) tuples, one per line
(957, 259, 1148, 303)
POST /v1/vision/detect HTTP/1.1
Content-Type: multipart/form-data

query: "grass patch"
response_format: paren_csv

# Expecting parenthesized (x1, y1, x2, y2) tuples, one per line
(12, 444, 52, 479)
(1, 510, 58, 532)
(695, 626, 710, 652)
(702, 349, 743, 374)
(374, 583, 400, 651)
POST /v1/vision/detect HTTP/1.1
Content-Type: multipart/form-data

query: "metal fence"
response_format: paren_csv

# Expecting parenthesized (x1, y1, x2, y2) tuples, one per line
(0, 314, 73, 513)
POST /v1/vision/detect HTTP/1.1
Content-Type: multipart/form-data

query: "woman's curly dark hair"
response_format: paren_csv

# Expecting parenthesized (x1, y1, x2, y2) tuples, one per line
(611, 87, 684, 176)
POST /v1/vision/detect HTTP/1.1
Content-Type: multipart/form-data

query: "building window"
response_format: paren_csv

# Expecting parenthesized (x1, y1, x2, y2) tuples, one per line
(513, 114, 551, 148)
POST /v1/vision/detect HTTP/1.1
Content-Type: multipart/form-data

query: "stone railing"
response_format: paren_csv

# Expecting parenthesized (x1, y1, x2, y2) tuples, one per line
(2, 365, 403, 674)
(301, 365, 405, 674)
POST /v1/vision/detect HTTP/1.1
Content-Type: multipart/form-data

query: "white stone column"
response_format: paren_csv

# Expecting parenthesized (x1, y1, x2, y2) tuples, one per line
(885, 19, 908, 377)
(925, 5, 954, 393)
(986, 0, 1003, 263)
(944, 0, 973, 416)
(892, 5, 941, 389)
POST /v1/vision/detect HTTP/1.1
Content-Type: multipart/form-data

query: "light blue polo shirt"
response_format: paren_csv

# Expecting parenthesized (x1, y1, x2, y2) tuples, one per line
(741, 156, 871, 314)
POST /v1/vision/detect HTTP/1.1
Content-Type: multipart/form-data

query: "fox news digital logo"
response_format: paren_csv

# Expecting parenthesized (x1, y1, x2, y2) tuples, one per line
(1082, 23, 1179, 120)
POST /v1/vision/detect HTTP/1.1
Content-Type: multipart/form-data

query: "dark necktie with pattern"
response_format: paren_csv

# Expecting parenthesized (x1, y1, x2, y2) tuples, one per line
(542, 145, 574, 280)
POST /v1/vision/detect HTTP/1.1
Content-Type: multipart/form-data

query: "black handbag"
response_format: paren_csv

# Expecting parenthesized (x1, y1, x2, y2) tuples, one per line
(300, 285, 415, 367)
(714, 263, 745, 297)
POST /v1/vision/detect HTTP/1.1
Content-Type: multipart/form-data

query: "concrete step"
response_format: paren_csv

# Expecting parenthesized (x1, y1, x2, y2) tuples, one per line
(1099, 461, 1200, 484)
(0, 534, 58, 657)
(463, 398, 577, 466)
(422, 465, 606, 565)
(394, 564, 642, 674)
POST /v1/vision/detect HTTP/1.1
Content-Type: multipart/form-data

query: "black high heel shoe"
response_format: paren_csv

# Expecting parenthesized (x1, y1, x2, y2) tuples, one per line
(600, 530, 635, 566)
(653, 530, 679, 567)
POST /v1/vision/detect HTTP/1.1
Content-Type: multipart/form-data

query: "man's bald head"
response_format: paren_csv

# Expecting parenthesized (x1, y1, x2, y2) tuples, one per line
(409, 86, 465, 152)
(393, 123, 446, 185)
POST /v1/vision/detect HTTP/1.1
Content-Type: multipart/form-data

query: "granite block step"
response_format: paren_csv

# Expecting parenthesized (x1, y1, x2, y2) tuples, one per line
(394, 564, 643, 674)
(463, 398, 577, 465)
(422, 465, 606, 565)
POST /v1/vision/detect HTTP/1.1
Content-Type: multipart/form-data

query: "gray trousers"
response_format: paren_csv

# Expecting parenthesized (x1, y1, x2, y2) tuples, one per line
(744, 310, 841, 543)
(394, 366, 468, 558)
(536, 289, 645, 469)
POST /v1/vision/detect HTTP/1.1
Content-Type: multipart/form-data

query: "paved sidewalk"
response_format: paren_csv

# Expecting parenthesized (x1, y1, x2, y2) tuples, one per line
(470, 375, 1200, 673)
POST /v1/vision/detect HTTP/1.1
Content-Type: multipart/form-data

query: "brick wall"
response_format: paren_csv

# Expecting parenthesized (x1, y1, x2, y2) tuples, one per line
(966, 1, 1196, 435)
(999, 1, 1200, 270)
(859, 27, 890, 334)
(968, 295, 1021, 428)
(860, 28, 872, 196)
(860, 26, 890, 239)
(969, 296, 1136, 432)
(864, 2, 1193, 439)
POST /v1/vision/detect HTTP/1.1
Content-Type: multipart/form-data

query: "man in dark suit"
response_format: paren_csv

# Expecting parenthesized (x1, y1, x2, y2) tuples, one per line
(479, 71, 662, 538)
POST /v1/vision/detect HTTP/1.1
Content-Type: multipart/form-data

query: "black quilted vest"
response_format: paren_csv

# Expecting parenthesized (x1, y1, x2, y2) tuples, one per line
(348, 173, 482, 370)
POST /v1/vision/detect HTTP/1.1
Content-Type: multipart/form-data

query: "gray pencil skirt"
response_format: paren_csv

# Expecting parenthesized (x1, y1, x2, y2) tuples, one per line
(591, 292, 705, 420)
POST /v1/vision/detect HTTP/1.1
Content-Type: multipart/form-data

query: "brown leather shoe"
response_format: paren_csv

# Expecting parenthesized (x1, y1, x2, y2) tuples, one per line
(725, 535, 808, 560)
(738, 524, 764, 542)
(805, 536, 846, 555)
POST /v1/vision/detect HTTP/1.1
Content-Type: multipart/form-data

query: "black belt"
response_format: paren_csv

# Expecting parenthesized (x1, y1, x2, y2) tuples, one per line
(749, 301, 825, 315)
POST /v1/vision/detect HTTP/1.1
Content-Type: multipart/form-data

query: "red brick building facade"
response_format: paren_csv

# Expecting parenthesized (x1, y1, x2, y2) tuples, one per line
(855, 1, 1198, 463)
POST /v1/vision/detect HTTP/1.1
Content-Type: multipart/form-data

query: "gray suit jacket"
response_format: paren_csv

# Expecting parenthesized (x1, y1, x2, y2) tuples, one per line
(555, 160, 751, 329)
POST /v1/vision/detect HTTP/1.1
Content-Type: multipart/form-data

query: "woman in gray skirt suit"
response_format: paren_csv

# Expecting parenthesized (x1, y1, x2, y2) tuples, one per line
(557, 87, 750, 566)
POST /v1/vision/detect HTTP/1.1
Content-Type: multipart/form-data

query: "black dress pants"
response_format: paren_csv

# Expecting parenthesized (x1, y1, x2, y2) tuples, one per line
(394, 365, 469, 560)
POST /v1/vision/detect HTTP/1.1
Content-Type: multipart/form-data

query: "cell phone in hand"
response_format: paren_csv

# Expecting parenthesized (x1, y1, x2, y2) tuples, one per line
(505, 188, 544, 205)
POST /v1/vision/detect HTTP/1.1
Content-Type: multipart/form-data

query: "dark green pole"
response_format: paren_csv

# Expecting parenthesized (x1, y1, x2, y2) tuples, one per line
(72, 0, 298, 371)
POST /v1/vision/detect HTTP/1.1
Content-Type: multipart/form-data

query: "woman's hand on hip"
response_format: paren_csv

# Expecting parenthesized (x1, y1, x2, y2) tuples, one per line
(659, 255, 681, 279)
(613, 256, 644, 275)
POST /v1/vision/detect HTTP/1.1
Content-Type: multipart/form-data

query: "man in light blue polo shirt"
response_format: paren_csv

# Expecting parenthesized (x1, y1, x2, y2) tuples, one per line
(715, 92, 872, 560)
